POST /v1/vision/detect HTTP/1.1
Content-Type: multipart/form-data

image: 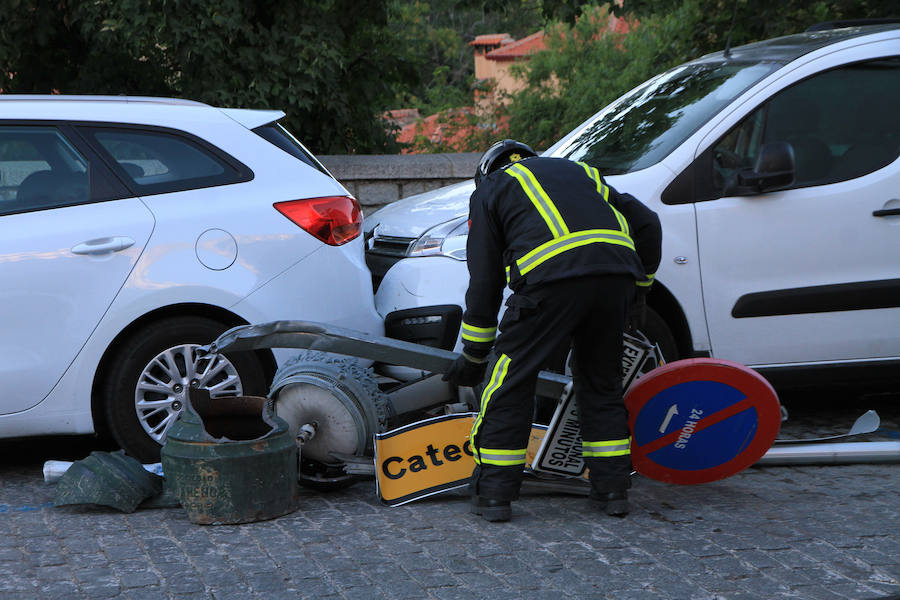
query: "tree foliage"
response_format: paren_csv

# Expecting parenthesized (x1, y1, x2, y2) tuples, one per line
(611, 0, 899, 48)
(2, 1, 893, 153)
(503, 3, 699, 148)
(504, 0, 898, 149)
(390, 0, 592, 152)
(389, 0, 555, 115)
(0, 0, 415, 153)
(0, 0, 580, 152)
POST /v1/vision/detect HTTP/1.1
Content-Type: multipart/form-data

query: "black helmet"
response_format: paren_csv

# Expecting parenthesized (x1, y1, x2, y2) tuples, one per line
(475, 139, 537, 187)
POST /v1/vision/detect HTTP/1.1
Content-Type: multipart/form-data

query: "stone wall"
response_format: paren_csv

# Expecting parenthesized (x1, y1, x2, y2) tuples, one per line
(318, 153, 479, 215)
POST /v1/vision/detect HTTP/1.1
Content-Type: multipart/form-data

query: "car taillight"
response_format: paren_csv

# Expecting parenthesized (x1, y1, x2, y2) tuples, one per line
(274, 196, 362, 246)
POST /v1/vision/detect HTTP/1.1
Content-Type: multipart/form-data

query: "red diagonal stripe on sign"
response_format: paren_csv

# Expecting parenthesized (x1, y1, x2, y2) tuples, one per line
(635, 396, 757, 456)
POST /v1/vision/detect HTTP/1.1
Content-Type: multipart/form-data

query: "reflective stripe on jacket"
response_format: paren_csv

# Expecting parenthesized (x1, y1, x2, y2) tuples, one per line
(461, 157, 662, 357)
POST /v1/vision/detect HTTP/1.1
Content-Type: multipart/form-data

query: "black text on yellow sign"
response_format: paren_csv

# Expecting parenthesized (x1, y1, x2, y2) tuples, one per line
(380, 440, 475, 479)
(374, 413, 477, 506)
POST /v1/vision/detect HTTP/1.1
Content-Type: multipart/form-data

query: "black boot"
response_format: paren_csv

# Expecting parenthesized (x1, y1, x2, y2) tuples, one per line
(470, 496, 512, 522)
(592, 490, 629, 517)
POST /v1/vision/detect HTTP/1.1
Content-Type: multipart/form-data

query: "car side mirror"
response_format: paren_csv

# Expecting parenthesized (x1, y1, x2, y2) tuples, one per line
(736, 142, 795, 193)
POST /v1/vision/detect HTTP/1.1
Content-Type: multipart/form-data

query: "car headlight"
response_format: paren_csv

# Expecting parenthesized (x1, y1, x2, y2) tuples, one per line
(407, 216, 468, 261)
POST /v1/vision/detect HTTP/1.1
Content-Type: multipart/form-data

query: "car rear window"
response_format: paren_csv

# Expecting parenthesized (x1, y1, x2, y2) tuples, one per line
(252, 122, 331, 177)
(83, 126, 252, 195)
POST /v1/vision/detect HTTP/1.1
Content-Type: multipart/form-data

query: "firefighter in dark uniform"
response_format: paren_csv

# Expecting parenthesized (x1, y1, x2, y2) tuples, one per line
(443, 140, 662, 522)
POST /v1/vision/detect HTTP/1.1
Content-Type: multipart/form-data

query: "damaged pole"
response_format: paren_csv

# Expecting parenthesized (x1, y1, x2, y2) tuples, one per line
(756, 441, 900, 465)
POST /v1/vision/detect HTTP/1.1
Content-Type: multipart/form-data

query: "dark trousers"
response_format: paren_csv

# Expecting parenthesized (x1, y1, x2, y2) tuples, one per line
(470, 275, 634, 501)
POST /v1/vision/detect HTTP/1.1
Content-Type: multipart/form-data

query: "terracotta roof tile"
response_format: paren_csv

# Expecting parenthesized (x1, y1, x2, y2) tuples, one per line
(394, 108, 509, 154)
(383, 108, 421, 129)
(469, 33, 514, 46)
(395, 110, 472, 149)
(486, 31, 545, 61)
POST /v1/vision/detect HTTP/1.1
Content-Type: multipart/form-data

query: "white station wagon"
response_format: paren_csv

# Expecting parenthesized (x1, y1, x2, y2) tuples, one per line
(0, 96, 383, 461)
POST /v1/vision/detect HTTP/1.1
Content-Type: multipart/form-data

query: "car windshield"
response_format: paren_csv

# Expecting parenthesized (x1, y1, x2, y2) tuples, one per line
(548, 60, 782, 174)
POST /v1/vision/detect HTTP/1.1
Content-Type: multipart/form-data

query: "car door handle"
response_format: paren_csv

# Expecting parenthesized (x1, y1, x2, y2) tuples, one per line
(71, 236, 136, 255)
(873, 208, 900, 217)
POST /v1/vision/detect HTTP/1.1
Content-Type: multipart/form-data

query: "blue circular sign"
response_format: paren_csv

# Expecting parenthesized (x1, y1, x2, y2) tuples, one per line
(626, 358, 781, 485)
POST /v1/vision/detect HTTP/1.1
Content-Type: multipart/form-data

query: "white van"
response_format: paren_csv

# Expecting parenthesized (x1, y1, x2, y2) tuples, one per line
(365, 23, 900, 390)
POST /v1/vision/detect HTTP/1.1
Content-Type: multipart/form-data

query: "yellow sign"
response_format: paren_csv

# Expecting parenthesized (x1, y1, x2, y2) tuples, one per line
(375, 414, 551, 506)
(375, 413, 476, 506)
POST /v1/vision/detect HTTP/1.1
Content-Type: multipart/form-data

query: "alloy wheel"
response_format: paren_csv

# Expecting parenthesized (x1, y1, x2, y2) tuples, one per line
(134, 344, 243, 444)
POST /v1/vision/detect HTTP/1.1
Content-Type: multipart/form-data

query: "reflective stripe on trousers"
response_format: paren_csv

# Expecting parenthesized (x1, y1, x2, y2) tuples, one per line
(470, 354, 511, 464)
(478, 447, 527, 466)
(582, 438, 631, 458)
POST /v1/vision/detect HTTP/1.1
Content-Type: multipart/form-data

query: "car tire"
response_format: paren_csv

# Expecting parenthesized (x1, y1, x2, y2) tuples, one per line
(641, 306, 679, 365)
(103, 316, 267, 463)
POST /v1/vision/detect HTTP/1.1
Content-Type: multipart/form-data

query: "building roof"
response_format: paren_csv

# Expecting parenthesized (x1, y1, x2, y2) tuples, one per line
(384, 108, 421, 129)
(393, 108, 511, 154)
(469, 33, 514, 47)
(486, 31, 546, 61)
(395, 109, 472, 151)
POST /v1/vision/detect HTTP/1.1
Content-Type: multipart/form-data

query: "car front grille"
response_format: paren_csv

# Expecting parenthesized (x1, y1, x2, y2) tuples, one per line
(365, 235, 416, 292)
(369, 235, 416, 257)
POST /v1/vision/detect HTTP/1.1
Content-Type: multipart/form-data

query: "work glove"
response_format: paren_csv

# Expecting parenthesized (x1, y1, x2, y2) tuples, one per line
(442, 352, 489, 387)
(628, 288, 648, 333)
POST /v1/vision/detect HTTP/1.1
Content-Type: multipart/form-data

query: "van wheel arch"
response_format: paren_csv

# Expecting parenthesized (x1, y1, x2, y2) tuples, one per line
(647, 283, 693, 360)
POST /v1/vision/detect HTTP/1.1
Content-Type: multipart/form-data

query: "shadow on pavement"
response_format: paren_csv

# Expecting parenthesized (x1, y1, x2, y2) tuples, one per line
(0, 435, 119, 467)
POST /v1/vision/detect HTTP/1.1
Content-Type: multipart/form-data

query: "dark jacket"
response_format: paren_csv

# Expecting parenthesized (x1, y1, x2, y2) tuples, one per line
(461, 156, 662, 357)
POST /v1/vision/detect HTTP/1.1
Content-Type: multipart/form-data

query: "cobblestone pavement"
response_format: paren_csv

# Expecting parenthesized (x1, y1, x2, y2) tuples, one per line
(1, 391, 898, 600)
